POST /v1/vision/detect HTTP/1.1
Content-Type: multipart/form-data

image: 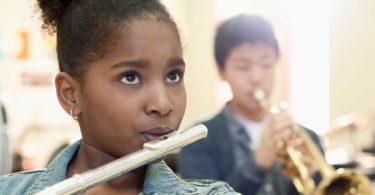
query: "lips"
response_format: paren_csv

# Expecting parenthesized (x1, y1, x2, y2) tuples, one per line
(139, 127, 176, 142)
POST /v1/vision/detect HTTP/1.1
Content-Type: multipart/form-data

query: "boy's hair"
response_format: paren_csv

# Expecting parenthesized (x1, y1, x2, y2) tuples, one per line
(36, 0, 179, 84)
(214, 14, 279, 70)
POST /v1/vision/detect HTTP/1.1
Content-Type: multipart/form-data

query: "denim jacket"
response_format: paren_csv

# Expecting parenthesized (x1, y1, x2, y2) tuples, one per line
(0, 140, 239, 195)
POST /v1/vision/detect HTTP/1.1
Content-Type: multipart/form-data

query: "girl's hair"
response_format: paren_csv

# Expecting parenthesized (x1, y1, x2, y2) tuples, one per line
(214, 14, 279, 70)
(36, 0, 179, 83)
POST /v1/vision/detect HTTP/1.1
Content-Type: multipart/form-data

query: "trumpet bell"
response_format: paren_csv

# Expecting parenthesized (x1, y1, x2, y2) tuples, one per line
(252, 88, 373, 195)
(316, 169, 372, 195)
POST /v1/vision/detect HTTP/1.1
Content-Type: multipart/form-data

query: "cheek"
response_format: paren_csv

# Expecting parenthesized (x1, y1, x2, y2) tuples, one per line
(227, 75, 248, 93)
(173, 87, 187, 114)
(82, 88, 140, 135)
(84, 95, 144, 154)
(226, 68, 246, 82)
(265, 72, 275, 88)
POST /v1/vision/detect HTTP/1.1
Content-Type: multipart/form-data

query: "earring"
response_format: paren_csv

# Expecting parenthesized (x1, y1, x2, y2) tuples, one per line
(70, 108, 79, 120)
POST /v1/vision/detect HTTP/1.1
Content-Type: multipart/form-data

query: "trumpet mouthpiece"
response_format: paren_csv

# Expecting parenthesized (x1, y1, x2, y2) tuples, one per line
(253, 89, 265, 101)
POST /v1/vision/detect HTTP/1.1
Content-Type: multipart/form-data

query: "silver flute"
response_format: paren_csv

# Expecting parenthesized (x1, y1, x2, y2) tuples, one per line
(35, 124, 208, 195)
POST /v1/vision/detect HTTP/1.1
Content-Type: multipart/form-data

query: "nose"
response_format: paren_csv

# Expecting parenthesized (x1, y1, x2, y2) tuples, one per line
(249, 65, 263, 85)
(145, 84, 173, 116)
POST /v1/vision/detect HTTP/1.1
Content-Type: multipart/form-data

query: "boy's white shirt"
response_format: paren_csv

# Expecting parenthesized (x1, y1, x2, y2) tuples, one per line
(233, 113, 267, 149)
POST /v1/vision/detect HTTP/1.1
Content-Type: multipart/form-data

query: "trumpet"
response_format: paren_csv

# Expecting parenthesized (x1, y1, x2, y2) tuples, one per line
(35, 124, 208, 195)
(253, 89, 372, 195)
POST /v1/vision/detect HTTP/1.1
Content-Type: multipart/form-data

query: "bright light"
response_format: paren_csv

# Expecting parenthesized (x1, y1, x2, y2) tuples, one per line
(287, 1, 330, 134)
(217, 81, 232, 104)
(325, 147, 352, 165)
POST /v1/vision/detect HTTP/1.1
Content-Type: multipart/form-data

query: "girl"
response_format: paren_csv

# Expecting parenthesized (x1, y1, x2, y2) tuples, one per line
(0, 0, 238, 194)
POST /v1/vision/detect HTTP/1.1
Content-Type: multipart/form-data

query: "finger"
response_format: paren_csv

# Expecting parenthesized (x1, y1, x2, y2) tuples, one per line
(302, 157, 317, 176)
(273, 118, 295, 131)
(272, 128, 293, 142)
(289, 137, 304, 148)
(282, 161, 299, 178)
(271, 111, 294, 124)
(290, 138, 312, 156)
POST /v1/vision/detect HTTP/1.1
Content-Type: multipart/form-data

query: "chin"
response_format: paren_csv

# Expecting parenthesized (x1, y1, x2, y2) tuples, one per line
(114, 143, 143, 157)
(244, 102, 261, 111)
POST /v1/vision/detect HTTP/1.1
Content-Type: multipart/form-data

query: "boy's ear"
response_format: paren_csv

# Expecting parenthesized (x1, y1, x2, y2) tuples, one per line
(55, 72, 81, 117)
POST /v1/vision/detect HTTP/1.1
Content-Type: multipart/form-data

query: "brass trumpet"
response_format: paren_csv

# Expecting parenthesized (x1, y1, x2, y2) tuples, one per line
(253, 89, 372, 195)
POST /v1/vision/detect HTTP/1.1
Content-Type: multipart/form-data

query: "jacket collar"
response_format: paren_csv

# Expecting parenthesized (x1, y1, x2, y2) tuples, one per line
(142, 161, 197, 194)
(28, 140, 81, 194)
(222, 103, 251, 147)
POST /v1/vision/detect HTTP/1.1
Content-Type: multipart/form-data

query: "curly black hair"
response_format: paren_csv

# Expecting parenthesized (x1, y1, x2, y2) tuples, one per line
(214, 14, 279, 70)
(36, 0, 179, 83)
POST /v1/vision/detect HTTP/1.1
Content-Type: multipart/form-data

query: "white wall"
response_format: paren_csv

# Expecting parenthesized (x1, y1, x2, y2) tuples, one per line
(163, 0, 221, 129)
(330, 0, 375, 120)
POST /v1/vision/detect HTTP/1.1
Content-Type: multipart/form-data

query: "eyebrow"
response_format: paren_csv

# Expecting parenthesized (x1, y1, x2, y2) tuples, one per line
(168, 58, 185, 67)
(235, 53, 274, 62)
(110, 58, 185, 69)
(111, 60, 149, 69)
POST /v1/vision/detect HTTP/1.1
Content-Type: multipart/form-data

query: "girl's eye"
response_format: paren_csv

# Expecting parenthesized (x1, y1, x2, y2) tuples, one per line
(120, 72, 141, 84)
(166, 70, 181, 83)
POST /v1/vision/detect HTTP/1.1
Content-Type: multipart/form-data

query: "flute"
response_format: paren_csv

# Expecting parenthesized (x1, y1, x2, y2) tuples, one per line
(35, 124, 208, 195)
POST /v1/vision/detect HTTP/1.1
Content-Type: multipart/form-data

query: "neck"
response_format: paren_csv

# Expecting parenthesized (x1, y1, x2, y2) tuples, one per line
(67, 140, 146, 192)
(229, 101, 265, 122)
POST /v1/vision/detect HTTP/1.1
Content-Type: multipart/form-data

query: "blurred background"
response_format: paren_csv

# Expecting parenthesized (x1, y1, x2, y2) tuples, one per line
(1, 0, 375, 182)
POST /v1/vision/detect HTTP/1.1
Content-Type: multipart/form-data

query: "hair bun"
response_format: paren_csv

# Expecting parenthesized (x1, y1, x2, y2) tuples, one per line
(37, 0, 72, 33)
